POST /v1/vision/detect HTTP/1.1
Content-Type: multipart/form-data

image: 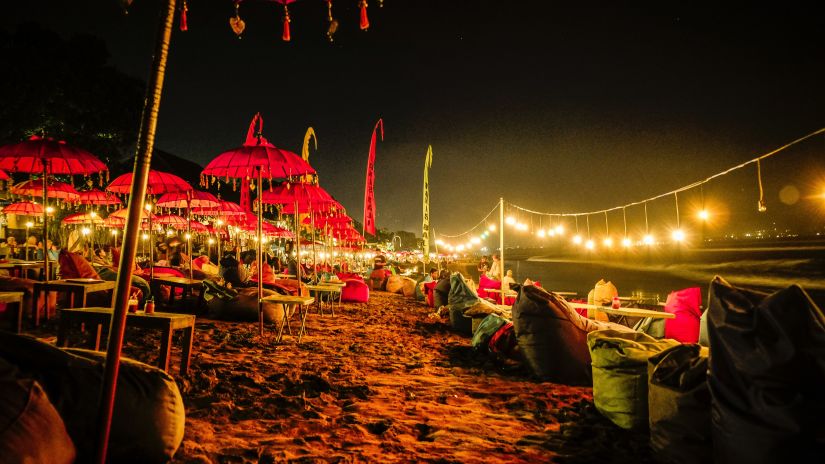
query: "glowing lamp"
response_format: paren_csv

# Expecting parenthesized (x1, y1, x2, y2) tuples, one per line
(216, 219, 224, 226)
(585, 239, 595, 250)
(456, 245, 465, 252)
(505, 216, 516, 225)
(672, 229, 685, 242)
(184, 233, 192, 240)
(603, 237, 613, 247)
(144, 203, 153, 211)
(516, 223, 528, 231)
(622, 237, 632, 247)
(81, 227, 90, 236)
(537, 229, 546, 238)
(207, 238, 215, 244)
(471, 237, 481, 244)
(111, 229, 118, 236)
(572, 235, 583, 245)
(25, 221, 34, 228)
(555, 225, 564, 235)
(697, 210, 710, 221)
(45, 206, 55, 214)
(488, 224, 496, 232)
(166, 229, 174, 236)
(435, 239, 444, 246)
(643, 234, 654, 245)
(141, 233, 148, 240)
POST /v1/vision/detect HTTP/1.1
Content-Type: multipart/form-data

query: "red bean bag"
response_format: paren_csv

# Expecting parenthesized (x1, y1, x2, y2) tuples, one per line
(478, 274, 501, 303)
(663, 287, 703, 343)
(57, 250, 100, 280)
(341, 279, 369, 303)
(337, 272, 363, 282)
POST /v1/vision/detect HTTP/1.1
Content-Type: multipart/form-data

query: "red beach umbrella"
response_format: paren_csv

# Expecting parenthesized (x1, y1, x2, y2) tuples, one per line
(0, 169, 10, 181)
(156, 190, 220, 209)
(192, 199, 248, 217)
(78, 189, 122, 206)
(2, 201, 53, 216)
(201, 112, 316, 335)
(62, 212, 104, 225)
(108, 207, 157, 222)
(107, 169, 192, 195)
(155, 214, 188, 228)
(11, 179, 80, 201)
(188, 221, 208, 233)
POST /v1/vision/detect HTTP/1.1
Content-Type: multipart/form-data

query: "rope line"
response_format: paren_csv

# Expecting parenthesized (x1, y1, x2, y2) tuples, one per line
(438, 202, 499, 238)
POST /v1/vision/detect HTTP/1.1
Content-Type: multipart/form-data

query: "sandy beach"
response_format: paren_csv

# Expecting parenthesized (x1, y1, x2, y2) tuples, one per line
(31, 290, 653, 463)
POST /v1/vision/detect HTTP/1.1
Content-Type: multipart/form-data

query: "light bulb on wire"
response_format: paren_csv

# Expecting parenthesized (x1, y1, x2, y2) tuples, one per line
(585, 239, 595, 250)
(572, 235, 582, 245)
(672, 229, 685, 242)
(622, 237, 632, 247)
(643, 234, 654, 245)
(603, 237, 613, 247)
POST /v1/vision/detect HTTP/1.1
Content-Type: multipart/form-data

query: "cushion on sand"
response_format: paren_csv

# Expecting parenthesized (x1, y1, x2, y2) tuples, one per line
(663, 287, 703, 343)
(57, 250, 100, 280)
(341, 279, 369, 303)
(0, 332, 185, 463)
(386, 275, 406, 294)
(0, 358, 75, 464)
(206, 287, 287, 323)
(513, 285, 633, 386)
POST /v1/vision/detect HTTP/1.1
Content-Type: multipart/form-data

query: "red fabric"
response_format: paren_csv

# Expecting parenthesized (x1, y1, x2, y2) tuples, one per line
(478, 274, 501, 303)
(341, 279, 369, 303)
(424, 281, 437, 307)
(489, 322, 517, 357)
(282, 13, 291, 41)
(192, 256, 209, 271)
(337, 272, 363, 282)
(250, 261, 276, 284)
(359, 1, 369, 30)
(180, 1, 188, 31)
(569, 298, 588, 318)
(58, 250, 100, 280)
(362, 119, 383, 236)
(663, 287, 703, 343)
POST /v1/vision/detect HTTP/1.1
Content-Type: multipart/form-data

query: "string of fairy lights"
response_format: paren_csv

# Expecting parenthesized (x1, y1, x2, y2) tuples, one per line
(435, 127, 825, 255)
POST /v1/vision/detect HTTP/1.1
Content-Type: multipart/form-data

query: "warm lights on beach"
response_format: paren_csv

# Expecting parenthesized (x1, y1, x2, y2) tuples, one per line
(585, 239, 595, 250)
(488, 224, 496, 232)
(45, 206, 54, 213)
(554, 225, 564, 235)
(622, 237, 632, 247)
(537, 229, 546, 238)
(603, 237, 613, 247)
(643, 234, 654, 245)
(25, 221, 33, 228)
(111, 229, 118, 236)
(141, 233, 148, 240)
(184, 233, 192, 240)
(470, 237, 481, 244)
(144, 203, 153, 211)
(672, 229, 685, 242)
(81, 227, 90, 236)
(697, 209, 710, 221)
(505, 216, 516, 225)
(572, 234, 583, 245)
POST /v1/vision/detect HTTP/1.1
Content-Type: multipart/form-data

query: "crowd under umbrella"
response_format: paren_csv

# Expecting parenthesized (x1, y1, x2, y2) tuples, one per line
(156, 190, 220, 280)
(62, 211, 105, 256)
(0, 135, 108, 284)
(107, 169, 192, 279)
(201, 112, 316, 335)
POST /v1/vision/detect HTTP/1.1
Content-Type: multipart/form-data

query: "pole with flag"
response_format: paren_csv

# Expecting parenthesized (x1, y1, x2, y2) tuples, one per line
(362, 118, 383, 238)
(422, 145, 433, 266)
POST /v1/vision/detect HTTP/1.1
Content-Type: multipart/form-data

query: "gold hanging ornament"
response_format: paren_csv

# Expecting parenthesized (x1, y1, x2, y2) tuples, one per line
(326, 0, 339, 42)
(229, 1, 246, 37)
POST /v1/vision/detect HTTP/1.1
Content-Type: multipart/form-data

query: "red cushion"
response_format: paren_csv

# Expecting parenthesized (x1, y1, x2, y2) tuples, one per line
(58, 250, 100, 280)
(337, 272, 363, 282)
(341, 279, 369, 303)
(663, 287, 703, 343)
(423, 281, 438, 307)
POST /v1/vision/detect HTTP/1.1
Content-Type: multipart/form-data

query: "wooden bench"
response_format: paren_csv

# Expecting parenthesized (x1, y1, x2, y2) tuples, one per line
(56, 307, 196, 375)
(0, 291, 25, 333)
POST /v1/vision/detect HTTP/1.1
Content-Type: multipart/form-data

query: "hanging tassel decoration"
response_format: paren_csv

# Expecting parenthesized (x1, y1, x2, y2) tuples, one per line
(229, 1, 246, 38)
(180, 0, 188, 31)
(359, 0, 369, 31)
(326, 0, 339, 42)
(282, 4, 291, 41)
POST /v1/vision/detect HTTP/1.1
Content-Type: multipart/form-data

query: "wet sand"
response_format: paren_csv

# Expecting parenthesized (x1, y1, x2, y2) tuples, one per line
(47, 290, 654, 463)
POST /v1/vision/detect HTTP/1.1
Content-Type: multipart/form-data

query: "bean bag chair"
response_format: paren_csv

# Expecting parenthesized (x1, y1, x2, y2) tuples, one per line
(341, 279, 369, 303)
(57, 249, 99, 280)
(401, 277, 417, 298)
(478, 274, 501, 302)
(447, 273, 479, 312)
(0, 332, 185, 463)
(588, 329, 679, 430)
(449, 306, 473, 335)
(513, 285, 633, 386)
(141, 266, 185, 302)
(707, 276, 825, 463)
(489, 322, 518, 359)
(434, 277, 451, 308)
(414, 276, 428, 301)
(250, 260, 277, 284)
(206, 287, 287, 323)
(0, 358, 76, 464)
(648, 344, 711, 464)
(471, 314, 508, 352)
(587, 279, 618, 322)
(269, 278, 308, 297)
(663, 287, 703, 343)
(386, 275, 406, 294)
(424, 281, 437, 307)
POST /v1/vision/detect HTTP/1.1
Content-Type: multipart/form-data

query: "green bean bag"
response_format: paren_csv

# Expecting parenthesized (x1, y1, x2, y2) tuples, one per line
(0, 332, 185, 463)
(648, 344, 711, 464)
(587, 329, 679, 430)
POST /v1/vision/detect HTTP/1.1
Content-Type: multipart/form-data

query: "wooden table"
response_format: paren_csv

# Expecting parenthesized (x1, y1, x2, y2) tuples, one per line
(0, 261, 45, 278)
(306, 284, 342, 316)
(56, 307, 196, 374)
(275, 274, 296, 279)
(553, 291, 578, 297)
(151, 276, 203, 308)
(32, 279, 116, 326)
(566, 302, 674, 324)
(0, 291, 25, 333)
(261, 294, 315, 343)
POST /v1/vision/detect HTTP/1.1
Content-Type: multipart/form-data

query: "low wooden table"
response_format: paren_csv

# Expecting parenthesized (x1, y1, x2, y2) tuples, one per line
(261, 294, 315, 343)
(56, 307, 195, 374)
(0, 261, 45, 279)
(275, 274, 296, 279)
(566, 302, 674, 324)
(32, 279, 116, 326)
(151, 276, 203, 308)
(306, 284, 342, 316)
(0, 291, 25, 333)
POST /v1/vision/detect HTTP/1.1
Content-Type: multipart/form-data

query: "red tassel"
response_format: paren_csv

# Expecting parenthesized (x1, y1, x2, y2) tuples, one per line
(180, 1, 188, 31)
(282, 5, 291, 41)
(359, 1, 369, 31)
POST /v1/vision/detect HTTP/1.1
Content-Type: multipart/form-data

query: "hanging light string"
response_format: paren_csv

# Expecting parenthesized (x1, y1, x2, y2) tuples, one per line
(622, 207, 627, 236)
(438, 201, 499, 238)
(507, 126, 825, 217)
(674, 191, 680, 229)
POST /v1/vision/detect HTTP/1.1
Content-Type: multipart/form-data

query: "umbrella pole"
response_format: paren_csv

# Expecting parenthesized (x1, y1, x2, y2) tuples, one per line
(257, 169, 264, 336)
(311, 208, 316, 280)
(295, 200, 300, 284)
(42, 165, 49, 283)
(95, 1, 176, 463)
(149, 213, 154, 280)
(187, 195, 193, 282)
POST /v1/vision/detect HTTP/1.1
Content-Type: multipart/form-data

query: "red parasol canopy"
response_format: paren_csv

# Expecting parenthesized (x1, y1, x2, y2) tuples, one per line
(156, 190, 220, 209)
(108, 207, 157, 221)
(201, 113, 315, 182)
(192, 199, 248, 217)
(155, 214, 189, 228)
(2, 201, 53, 216)
(0, 169, 9, 181)
(260, 183, 335, 208)
(78, 189, 122, 206)
(11, 179, 80, 201)
(188, 221, 208, 232)
(0, 135, 108, 175)
(62, 212, 104, 225)
(107, 169, 192, 195)
(102, 216, 125, 228)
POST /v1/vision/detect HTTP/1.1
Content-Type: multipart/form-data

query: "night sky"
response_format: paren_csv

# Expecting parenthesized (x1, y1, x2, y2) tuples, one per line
(4, 1, 825, 238)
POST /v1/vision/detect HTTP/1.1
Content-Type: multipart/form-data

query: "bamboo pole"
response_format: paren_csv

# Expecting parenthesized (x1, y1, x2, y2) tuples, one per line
(257, 169, 264, 336)
(95, 1, 176, 462)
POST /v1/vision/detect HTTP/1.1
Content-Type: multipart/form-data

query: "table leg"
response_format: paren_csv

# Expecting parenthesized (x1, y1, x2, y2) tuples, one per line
(92, 324, 102, 351)
(32, 287, 40, 327)
(297, 304, 309, 343)
(57, 312, 69, 347)
(181, 325, 194, 375)
(13, 301, 22, 334)
(81, 289, 88, 309)
(158, 325, 173, 372)
(276, 305, 289, 343)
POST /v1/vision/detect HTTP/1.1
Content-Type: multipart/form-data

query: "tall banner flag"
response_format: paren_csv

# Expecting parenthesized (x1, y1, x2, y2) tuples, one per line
(240, 113, 264, 213)
(363, 118, 383, 237)
(302, 127, 317, 162)
(422, 145, 433, 265)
